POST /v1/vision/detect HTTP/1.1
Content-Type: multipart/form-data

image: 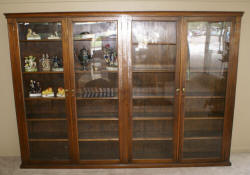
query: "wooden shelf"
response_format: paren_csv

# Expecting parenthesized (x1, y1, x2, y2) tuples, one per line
(78, 138, 119, 142)
(132, 42, 176, 45)
(133, 117, 174, 120)
(73, 37, 116, 41)
(27, 118, 66, 121)
(133, 112, 173, 118)
(185, 117, 224, 120)
(133, 137, 173, 141)
(26, 113, 66, 119)
(184, 136, 222, 140)
(78, 113, 117, 118)
(29, 139, 68, 142)
(188, 69, 228, 73)
(23, 71, 64, 74)
(25, 97, 65, 101)
(78, 117, 118, 121)
(133, 69, 175, 73)
(75, 70, 118, 74)
(185, 96, 225, 99)
(185, 112, 224, 118)
(76, 97, 118, 100)
(133, 95, 174, 99)
(20, 39, 61, 42)
(133, 65, 175, 71)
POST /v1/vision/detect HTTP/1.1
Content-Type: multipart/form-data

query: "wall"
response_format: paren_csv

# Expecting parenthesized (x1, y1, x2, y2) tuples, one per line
(0, 0, 249, 156)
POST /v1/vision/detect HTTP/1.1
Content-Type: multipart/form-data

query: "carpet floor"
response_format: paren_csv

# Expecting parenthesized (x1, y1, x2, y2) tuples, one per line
(0, 153, 249, 175)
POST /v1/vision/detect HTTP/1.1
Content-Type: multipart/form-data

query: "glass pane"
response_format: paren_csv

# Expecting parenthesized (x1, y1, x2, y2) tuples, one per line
(133, 120, 173, 138)
(183, 139, 222, 159)
(79, 141, 119, 160)
(132, 21, 177, 159)
(183, 21, 231, 159)
(133, 140, 173, 159)
(18, 22, 69, 160)
(184, 119, 224, 137)
(78, 121, 118, 139)
(132, 21, 176, 71)
(72, 21, 119, 160)
(29, 141, 69, 160)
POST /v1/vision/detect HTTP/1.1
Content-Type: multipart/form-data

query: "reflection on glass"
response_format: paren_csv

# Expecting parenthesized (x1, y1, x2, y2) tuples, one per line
(132, 21, 176, 44)
(187, 22, 231, 72)
(73, 21, 119, 160)
(132, 21, 176, 71)
(73, 22, 118, 98)
(132, 21, 177, 160)
(74, 22, 117, 71)
(19, 22, 62, 41)
(183, 21, 231, 159)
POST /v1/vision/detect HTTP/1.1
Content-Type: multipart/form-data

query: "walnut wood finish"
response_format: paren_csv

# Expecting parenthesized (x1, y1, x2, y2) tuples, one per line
(5, 11, 243, 168)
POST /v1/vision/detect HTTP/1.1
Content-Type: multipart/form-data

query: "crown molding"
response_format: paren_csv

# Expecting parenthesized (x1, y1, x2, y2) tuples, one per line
(0, 0, 249, 5)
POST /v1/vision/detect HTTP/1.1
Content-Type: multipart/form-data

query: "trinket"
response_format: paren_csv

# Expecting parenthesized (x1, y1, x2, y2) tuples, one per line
(56, 87, 65, 97)
(26, 28, 41, 40)
(42, 87, 54, 97)
(103, 44, 118, 70)
(48, 31, 61, 40)
(24, 56, 37, 72)
(52, 56, 64, 72)
(78, 47, 91, 70)
(29, 80, 41, 97)
(39, 53, 51, 72)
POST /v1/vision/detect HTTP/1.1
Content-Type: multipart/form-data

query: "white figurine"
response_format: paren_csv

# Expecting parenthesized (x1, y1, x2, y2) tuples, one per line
(26, 28, 41, 40)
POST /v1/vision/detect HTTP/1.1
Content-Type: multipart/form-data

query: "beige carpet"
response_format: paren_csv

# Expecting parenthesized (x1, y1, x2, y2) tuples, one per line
(0, 153, 249, 175)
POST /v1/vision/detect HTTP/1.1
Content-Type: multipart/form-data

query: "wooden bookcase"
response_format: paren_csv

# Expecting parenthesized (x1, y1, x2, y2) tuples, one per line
(5, 11, 243, 168)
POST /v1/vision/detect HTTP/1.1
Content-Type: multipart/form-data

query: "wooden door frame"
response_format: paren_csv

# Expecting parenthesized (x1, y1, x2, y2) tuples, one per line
(223, 16, 242, 162)
(66, 16, 127, 164)
(6, 17, 74, 165)
(179, 16, 240, 163)
(7, 18, 30, 165)
(127, 16, 182, 163)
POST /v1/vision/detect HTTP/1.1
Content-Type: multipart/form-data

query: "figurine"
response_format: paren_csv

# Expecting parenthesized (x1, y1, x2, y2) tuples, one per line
(39, 53, 51, 72)
(24, 56, 37, 72)
(29, 80, 41, 97)
(52, 56, 64, 72)
(35, 81, 42, 93)
(42, 87, 54, 97)
(103, 44, 118, 70)
(29, 80, 35, 93)
(56, 87, 65, 97)
(48, 31, 61, 40)
(26, 28, 41, 40)
(78, 48, 91, 70)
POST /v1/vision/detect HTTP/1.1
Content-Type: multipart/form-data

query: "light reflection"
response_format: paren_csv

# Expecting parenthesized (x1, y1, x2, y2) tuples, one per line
(187, 22, 231, 77)
(133, 22, 162, 52)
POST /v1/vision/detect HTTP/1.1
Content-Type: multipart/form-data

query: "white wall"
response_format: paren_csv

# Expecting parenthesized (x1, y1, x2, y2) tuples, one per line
(0, 0, 249, 156)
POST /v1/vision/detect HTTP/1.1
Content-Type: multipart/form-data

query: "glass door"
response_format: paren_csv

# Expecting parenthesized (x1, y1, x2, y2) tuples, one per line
(71, 20, 120, 160)
(182, 21, 232, 159)
(131, 20, 179, 160)
(18, 21, 70, 160)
